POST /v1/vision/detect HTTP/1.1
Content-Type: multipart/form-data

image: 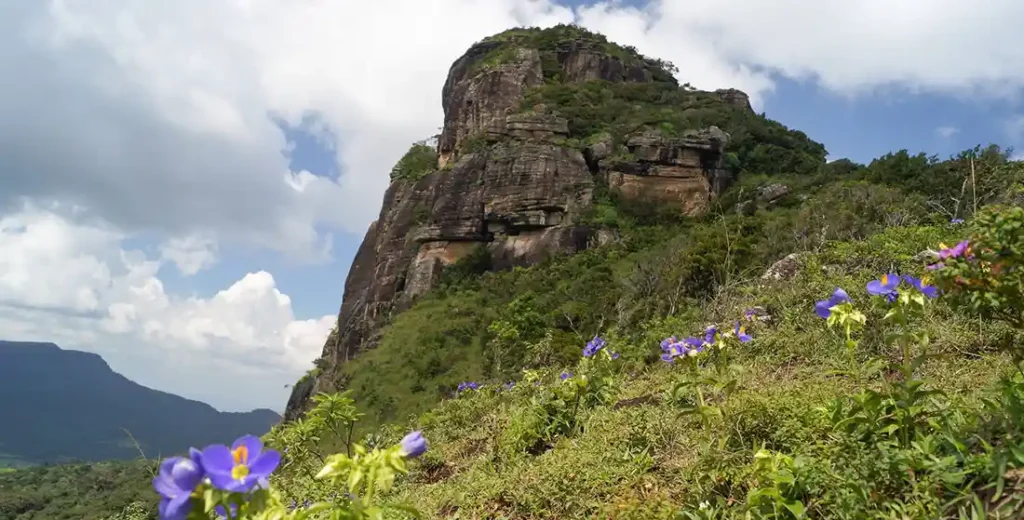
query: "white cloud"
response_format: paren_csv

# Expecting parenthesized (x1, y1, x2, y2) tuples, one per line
(3, 0, 1023, 256)
(159, 234, 218, 276)
(935, 125, 959, 139)
(5, 0, 1024, 411)
(0, 205, 333, 412)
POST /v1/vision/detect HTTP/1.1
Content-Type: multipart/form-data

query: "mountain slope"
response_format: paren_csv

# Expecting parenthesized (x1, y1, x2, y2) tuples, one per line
(286, 23, 828, 423)
(0, 340, 280, 465)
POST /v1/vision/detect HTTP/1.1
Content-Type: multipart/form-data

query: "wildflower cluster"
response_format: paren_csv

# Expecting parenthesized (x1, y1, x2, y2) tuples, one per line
(736, 219, 1024, 519)
(661, 321, 752, 368)
(581, 334, 619, 360)
(152, 429, 427, 519)
(499, 336, 622, 455)
(929, 206, 1024, 334)
(456, 381, 479, 394)
(661, 318, 753, 422)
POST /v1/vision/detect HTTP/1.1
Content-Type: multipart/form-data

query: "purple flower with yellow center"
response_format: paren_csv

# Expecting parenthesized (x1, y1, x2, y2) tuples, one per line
(903, 274, 939, 299)
(867, 273, 901, 303)
(814, 288, 850, 319)
(582, 335, 607, 357)
(201, 434, 281, 493)
(733, 321, 752, 342)
(153, 448, 204, 520)
(398, 431, 428, 458)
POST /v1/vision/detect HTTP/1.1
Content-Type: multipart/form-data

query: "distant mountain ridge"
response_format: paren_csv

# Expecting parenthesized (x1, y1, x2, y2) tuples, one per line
(0, 340, 281, 465)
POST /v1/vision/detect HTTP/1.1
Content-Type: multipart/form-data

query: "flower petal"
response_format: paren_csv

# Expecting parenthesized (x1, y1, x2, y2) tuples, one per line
(832, 288, 850, 302)
(170, 458, 203, 492)
(164, 494, 193, 520)
(866, 280, 885, 295)
(152, 475, 179, 499)
(208, 471, 239, 492)
(233, 434, 264, 461)
(200, 445, 234, 474)
(247, 449, 281, 477)
(814, 300, 832, 319)
(159, 456, 182, 478)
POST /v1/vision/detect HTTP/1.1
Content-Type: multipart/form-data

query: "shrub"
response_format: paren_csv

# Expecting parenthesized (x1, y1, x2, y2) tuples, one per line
(390, 142, 437, 181)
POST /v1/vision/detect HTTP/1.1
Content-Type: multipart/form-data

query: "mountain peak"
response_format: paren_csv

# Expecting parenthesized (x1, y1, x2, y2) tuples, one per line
(0, 340, 281, 465)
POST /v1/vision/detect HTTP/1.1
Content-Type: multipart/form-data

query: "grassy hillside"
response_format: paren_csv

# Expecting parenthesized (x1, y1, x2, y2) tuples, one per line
(258, 156, 1024, 518)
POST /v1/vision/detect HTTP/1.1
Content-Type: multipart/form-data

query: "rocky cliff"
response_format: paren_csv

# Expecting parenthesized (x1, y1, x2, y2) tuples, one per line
(284, 25, 787, 421)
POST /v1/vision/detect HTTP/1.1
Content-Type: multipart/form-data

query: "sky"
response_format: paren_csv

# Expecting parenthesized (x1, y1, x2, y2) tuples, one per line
(3, 0, 1024, 413)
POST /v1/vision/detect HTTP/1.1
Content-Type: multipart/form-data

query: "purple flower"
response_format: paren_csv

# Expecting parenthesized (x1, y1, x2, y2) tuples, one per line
(660, 336, 703, 363)
(153, 448, 204, 520)
(704, 326, 718, 345)
(456, 381, 479, 393)
(560, 371, 572, 380)
(733, 321, 752, 342)
(582, 335, 607, 357)
(660, 336, 678, 352)
(939, 240, 971, 260)
(503, 381, 516, 391)
(201, 434, 281, 493)
(610, 351, 620, 360)
(398, 431, 428, 458)
(950, 218, 965, 225)
(925, 262, 945, 271)
(814, 288, 850, 319)
(903, 274, 939, 299)
(867, 273, 900, 303)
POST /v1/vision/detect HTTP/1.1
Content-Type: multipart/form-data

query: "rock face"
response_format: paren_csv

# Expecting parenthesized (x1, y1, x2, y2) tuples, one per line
(602, 127, 731, 216)
(283, 29, 751, 421)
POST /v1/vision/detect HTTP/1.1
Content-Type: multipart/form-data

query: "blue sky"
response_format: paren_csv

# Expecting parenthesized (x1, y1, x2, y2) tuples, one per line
(4, 0, 1024, 412)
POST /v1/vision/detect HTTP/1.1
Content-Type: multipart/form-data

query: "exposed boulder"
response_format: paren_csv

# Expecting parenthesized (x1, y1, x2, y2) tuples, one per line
(757, 183, 791, 204)
(762, 253, 803, 281)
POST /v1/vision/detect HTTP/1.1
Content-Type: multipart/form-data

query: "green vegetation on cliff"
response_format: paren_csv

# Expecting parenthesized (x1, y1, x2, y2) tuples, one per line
(473, 24, 679, 83)
(390, 141, 438, 181)
(520, 80, 826, 176)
